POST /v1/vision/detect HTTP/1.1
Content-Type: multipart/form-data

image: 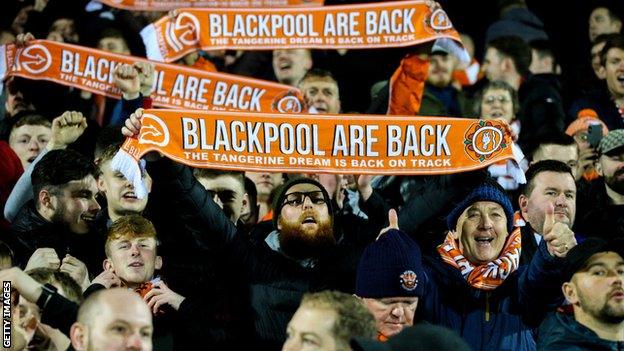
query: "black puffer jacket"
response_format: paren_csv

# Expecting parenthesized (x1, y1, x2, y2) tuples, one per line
(6, 201, 105, 275)
(147, 158, 364, 350)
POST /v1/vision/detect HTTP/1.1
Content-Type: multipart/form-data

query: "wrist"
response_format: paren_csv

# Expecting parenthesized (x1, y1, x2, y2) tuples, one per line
(122, 91, 141, 100)
(46, 141, 67, 151)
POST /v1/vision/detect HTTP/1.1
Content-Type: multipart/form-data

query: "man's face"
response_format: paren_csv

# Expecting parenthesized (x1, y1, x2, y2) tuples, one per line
(282, 306, 338, 351)
(300, 78, 341, 114)
(602, 47, 624, 99)
(98, 37, 130, 55)
(8, 124, 51, 170)
(245, 172, 283, 201)
(598, 149, 624, 195)
(105, 237, 161, 287)
(273, 49, 312, 86)
(278, 183, 334, 259)
(565, 252, 624, 325)
(98, 161, 151, 220)
(82, 294, 153, 351)
(361, 297, 417, 338)
(483, 48, 504, 82)
(455, 201, 508, 265)
(589, 8, 622, 42)
(197, 175, 245, 223)
(592, 41, 607, 79)
(532, 144, 580, 179)
(480, 88, 514, 122)
(49, 176, 101, 234)
(49, 18, 78, 43)
(427, 54, 455, 88)
(520, 171, 576, 234)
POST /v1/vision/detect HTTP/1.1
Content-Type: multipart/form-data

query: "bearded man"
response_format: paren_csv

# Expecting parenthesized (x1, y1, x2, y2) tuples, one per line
(575, 129, 624, 239)
(121, 109, 371, 350)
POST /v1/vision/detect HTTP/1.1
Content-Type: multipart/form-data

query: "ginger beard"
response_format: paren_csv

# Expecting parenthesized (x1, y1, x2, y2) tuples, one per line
(278, 210, 335, 259)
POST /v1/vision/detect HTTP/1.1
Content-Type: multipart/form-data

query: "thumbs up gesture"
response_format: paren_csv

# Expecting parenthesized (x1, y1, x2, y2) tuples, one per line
(543, 203, 576, 258)
(377, 209, 399, 239)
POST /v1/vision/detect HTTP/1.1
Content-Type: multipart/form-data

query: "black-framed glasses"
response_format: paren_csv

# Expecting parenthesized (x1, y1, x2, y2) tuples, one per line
(282, 191, 327, 207)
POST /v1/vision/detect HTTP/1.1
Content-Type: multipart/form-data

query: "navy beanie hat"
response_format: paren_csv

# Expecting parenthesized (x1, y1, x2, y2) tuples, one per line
(356, 229, 425, 298)
(272, 177, 333, 229)
(446, 181, 514, 233)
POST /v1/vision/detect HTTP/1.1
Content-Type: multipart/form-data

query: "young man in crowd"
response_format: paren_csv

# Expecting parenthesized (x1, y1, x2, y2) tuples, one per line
(538, 238, 624, 349)
(282, 291, 376, 351)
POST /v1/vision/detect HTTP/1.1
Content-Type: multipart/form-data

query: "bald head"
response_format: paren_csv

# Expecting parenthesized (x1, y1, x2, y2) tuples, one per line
(72, 288, 153, 351)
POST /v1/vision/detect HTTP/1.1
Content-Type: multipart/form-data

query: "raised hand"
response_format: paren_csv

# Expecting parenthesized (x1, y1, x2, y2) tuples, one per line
(60, 255, 89, 289)
(143, 281, 186, 314)
(377, 209, 399, 239)
(113, 63, 141, 100)
(25, 248, 60, 271)
(47, 111, 87, 150)
(134, 62, 156, 97)
(356, 174, 373, 201)
(543, 203, 576, 258)
(15, 32, 35, 47)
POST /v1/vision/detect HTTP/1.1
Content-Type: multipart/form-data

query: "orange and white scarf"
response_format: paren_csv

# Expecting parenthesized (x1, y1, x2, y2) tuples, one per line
(437, 228, 521, 290)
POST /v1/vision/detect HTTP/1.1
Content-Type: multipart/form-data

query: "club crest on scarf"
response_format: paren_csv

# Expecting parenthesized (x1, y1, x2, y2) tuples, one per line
(463, 120, 508, 163)
(273, 90, 303, 113)
(138, 113, 170, 147)
(400, 270, 418, 291)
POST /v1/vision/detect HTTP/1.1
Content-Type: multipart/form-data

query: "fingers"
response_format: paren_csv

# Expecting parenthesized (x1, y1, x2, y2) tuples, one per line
(16, 33, 35, 47)
(55, 111, 85, 127)
(122, 108, 144, 137)
(114, 63, 138, 80)
(388, 209, 398, 229)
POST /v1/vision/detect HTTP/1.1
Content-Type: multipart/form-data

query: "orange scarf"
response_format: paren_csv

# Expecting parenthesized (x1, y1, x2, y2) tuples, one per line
(112, 110, 525, 199)
(0, 40, 302, 114)
(141, 0, 464, 62)
(437, 228, 521, 290)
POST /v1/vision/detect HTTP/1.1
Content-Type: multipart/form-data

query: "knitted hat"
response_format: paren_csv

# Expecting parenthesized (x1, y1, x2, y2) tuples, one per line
(356, 229, 424, 298)
(599, 129, 624, 155)
(272, 177, 333, 229)
(565, 109, 609, 137)
(446, 181, 514, 233)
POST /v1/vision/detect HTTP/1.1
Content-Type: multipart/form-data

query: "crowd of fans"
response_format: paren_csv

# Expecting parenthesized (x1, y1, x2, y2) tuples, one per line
(0, 0, 624, 350)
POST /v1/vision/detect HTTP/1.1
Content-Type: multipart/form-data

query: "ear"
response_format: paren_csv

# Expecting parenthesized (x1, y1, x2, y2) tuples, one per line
(38, 189, 55, 212)
(154, 255, 162, 270)
(70, 323, 88, 351)
(614, 20, 622, 33)
(518, 194, 529, 217)
(144, 172, 153, 194)
(562, 281, 579, 305)
(96, 176, 106, 193)
(103, 258, 114, 272)
(241, 193, 249, 212)
(596, 159, 604, 177)
(598, 65, 606, 79)
(502, 57, 514, 73)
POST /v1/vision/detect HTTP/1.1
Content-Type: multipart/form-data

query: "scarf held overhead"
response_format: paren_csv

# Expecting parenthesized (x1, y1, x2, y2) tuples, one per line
(437, 228, 522, 290)
(98, 0, 323, 11)
(0, 40, 303, 114)
(112, 110, 526, 198)
(141, 0, 468, 62)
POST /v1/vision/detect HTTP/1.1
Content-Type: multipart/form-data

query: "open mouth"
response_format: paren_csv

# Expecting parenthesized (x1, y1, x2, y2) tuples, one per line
(27, 156, 37, 163)
(490, 111, 503, 118)
(80, 214, 96, 223)
(302, 216, 317, 224)
(617, 75, 624, 83)
(278, 61, 292, 71)
(128, 262, 144, 268)
(610, 290, 624, 299)
(122, 192, 138, 200)
(475, 236, 494, 246)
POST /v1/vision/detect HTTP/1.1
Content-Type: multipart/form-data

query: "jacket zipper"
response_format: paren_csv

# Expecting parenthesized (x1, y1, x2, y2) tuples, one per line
(485, 292, 490, 322)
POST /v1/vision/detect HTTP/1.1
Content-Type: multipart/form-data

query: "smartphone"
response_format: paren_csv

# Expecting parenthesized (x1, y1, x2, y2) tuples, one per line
(588, 124, 603, 149)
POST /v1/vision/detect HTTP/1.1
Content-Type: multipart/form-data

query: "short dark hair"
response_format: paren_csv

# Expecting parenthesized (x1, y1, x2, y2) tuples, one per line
(299, 68, 339, 86)
(600, 34, 624, 66)
(32, 149, 97, 205)
(527, 131, 577, 161)
(530, 39, 557, 71)
(94, 125, 123, 159)
(10, 113, 51, 131)
(244, 176, 258, 209)
(594, 33, 622, 47)
(521, 160, 574, 196)
(487, 36, 532, 77)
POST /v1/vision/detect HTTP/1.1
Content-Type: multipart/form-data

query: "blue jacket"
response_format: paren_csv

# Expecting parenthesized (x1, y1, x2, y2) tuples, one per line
(419, 241, 564, 351)
(538, 312, 624, 350)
